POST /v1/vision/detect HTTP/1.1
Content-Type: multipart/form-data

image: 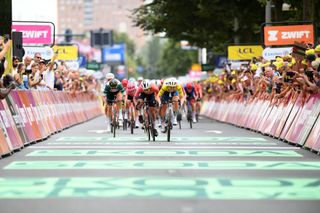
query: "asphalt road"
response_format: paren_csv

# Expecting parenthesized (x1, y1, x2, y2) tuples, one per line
(0, 115, 319, 213)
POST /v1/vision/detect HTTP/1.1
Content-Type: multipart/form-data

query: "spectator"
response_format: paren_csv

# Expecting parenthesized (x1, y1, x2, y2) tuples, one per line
(24, 56, 32, 74)
(54, 71, 64, 91)
(33, 52, 42, 63)
(28, 63, 41, 90)
(12, 56, 20, 76)
(43, 54, 58, 90)
(13, 63, 27, 90)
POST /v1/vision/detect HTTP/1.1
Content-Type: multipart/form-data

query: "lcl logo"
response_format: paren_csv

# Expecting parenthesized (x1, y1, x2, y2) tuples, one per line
(238, 48, 254, 53)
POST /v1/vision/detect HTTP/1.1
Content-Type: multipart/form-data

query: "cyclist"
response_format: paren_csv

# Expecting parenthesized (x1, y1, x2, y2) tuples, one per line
(125, 81, 139, 128)
(134, 79, 160, 136)
(120, 78, 129, 121)
(194, 80, 203, 121)
(158, 77, 185, 132)
(137, 76, 144, 86)
(104, 78, 126, 129)
(184, 82, 198, 123)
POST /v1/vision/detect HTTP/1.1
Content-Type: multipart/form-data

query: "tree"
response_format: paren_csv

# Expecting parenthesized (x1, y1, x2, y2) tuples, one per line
(132, 0, 265, 51)
(156, 39, 197, 78)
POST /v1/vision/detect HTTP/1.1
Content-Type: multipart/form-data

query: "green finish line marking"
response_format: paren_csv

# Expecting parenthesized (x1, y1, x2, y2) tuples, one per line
(56, 136, 267, 142)
(0, 177, 319, 200)
(5, 161, 320, 170)
(47, 142, 277, 145)
(27, 150, 302, 157)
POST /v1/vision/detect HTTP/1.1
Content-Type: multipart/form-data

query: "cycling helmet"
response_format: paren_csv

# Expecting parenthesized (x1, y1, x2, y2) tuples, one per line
(137, 77, 144, 82)
(127, 81, 136, 92)
(165, 78, 178, 87)
(128, 77, 136, 82)
(121, 78, 128, 87)
(186, 82, 193, 90)
(106, 73, 114, 80)
(109, 79, 118, 88)
(155, 80, 162, 87)
(141, 79, 151, 90)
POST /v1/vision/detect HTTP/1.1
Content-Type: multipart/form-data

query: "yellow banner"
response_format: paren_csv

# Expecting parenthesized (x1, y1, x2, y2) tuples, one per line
(53, 45, 78, 60)
(4, 40, 12, 76)
(228, 45, 263, 60)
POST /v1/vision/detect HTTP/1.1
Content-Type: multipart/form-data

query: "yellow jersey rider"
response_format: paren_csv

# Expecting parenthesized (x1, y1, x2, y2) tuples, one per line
(158, 77, 185, 132)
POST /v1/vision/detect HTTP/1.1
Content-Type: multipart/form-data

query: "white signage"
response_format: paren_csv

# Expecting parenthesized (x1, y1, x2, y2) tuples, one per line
(262, 47, 292, 60)
(23, 46, 54, 60)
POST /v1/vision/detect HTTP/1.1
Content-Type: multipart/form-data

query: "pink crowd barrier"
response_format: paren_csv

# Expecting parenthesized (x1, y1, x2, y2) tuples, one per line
(202, 95, 320, 153)
(0, 90, 103, 157)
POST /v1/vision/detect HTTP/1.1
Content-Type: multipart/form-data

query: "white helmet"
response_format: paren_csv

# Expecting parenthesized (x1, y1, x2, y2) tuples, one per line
(137, 76, 144, 81)
(106, 73, 114, 80)
(141, 79, 151, 90)
(165, 78, 178, 87)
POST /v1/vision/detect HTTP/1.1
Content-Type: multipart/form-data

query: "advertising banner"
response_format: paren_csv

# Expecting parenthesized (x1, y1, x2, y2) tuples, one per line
(11, 91, 35, 143)
(53, 45, 79, 61)
(228, 45, 263, 60)
(24, 46, 54, 60)
(5, 94, 28, 144)
(0, 119, 11, 155)
(102, 44, 125, 65)
(0, 100, 23, 150)
(264, 25, 314, 46)
(12, 22, 54, 45)
(262, 47, 292, 60)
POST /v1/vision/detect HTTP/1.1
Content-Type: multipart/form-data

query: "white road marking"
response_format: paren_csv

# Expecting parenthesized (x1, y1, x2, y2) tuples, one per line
(27, 146, 300, 150)
(88, 130, 109, 134)
(206, 130, 222, 134)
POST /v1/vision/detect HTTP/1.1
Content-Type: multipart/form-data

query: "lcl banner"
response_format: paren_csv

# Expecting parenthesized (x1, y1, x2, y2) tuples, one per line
(228, 45, 263, 60)
(12, 22, 54, 46)
(264, 25, 314, 46)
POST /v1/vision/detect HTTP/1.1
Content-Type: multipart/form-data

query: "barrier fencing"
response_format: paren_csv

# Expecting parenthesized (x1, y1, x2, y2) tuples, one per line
(0, 90, 103, 157)
(201, 94, 320, 153)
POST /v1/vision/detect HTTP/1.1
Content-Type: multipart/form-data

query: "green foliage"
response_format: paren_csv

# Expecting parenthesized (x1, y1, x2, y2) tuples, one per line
(132, 0, 319, 52)
(156, 39, 197, 77)
(132, 0, 265, 51)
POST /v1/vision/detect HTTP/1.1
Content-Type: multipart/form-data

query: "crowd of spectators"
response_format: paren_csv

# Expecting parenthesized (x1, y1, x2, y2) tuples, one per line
(0, 37, 100, 99)
(203, 45, 320, 106)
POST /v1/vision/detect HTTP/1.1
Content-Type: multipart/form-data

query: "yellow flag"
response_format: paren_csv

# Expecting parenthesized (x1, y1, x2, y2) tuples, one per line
(4, 40, 12, 76)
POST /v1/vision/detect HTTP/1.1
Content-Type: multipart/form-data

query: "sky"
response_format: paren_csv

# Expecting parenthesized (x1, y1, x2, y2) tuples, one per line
(12, 0, 58, 28)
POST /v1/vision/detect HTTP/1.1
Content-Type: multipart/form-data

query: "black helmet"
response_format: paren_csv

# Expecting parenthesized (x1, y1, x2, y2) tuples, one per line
(109, 79, 118, 88)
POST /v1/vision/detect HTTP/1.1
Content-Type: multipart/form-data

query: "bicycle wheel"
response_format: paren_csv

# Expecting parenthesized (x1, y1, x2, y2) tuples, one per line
(129, 107, 134, 134)
(167, 109, 171, 142)
(113, 112, 117, 138)
(123, 119, 127, 131)
(187, 106, 193, 129)
(177, 111, 182, 129)
(145, 116, 151, 141)
(148, 110, 155, 141)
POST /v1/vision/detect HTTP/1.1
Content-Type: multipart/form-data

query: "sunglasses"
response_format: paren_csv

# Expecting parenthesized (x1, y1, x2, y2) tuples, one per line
(36, 56, 41, 59)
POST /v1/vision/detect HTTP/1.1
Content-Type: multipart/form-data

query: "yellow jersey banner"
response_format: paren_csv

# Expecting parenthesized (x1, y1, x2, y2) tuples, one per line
(228, 45, 263, 60)
(53, 45, 78, 60)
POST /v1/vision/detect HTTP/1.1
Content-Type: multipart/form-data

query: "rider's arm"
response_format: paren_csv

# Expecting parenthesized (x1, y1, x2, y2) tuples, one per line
(158, 86, 166, 97)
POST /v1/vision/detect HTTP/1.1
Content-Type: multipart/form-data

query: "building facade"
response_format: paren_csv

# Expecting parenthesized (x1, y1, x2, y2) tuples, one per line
(57, 0, 145, 48)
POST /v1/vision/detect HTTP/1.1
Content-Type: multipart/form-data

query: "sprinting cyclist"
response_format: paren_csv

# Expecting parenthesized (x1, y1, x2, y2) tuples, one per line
(194, 80, 203, 121)
(158, 77, 185, 132)
(125, 81, 139, 128)
(134, 79, 160, 136)
(104, 78, 126, 129)
(184, 82, 199, 123)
